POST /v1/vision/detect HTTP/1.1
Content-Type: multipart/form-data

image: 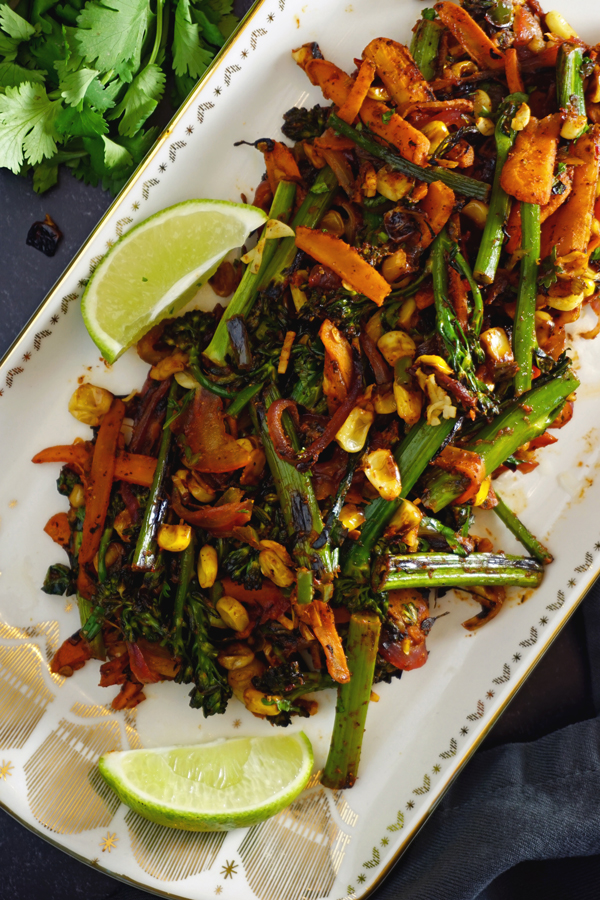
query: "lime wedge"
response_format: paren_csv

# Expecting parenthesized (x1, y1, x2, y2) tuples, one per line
(98, 732, 314, 831)
(81, 200, 267, 363)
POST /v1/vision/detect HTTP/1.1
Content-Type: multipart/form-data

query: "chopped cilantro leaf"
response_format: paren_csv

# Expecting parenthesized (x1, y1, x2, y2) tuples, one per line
(75, 0, 154, 83)
(0, 82, 62, 171)
(381, 109, 394, 124)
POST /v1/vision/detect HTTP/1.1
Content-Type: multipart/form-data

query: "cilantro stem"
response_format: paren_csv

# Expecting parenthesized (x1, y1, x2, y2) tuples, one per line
(148, 0, 164, 67)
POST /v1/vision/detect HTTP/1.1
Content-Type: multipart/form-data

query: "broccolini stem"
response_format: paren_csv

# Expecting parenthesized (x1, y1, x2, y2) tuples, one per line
(473, 92, 527, 284)
(226, 381, 264, 418)
(256, 167, 339, 292)
(133, 379, 178, 571)
(556, 43, 586, 132)
(422, 364, 580, 512)
(373, 551, 543, 591)
(329, 113, 491, 200)
(204, 180, 297, 366)
(454, 248, 484, 337)
(410, 17, 443, 80)
(321, 611, 381, 790)
(513, 201, 541, 396)
(492, 491, 553, 565)
(173, 534, 196, 655)
(97, 525, 113, 584)
(341, 416, 456, 582)
(252, 385, 334, 602)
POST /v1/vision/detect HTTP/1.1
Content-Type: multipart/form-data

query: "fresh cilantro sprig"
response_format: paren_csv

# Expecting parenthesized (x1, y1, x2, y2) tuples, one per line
(0, 0, 238, 193)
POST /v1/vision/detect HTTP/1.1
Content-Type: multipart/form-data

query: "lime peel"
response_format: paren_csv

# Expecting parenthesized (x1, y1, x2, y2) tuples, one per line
(81, 199, 267, 364)
(98, 732, 314, 831)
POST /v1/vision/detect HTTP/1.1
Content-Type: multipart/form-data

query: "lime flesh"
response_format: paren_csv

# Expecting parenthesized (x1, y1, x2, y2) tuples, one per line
(98, 733, 314, 831)
(81, 199, 267, 363)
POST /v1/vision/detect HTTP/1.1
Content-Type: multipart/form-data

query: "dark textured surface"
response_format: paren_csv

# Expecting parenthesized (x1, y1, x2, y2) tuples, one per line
(1, 0, 599, 895)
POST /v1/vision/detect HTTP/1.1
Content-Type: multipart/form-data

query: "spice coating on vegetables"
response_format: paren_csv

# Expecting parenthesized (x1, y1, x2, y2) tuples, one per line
(36, 0, 600, 792)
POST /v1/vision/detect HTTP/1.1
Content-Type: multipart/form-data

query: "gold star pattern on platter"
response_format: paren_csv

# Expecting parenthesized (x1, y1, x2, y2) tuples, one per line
(50, 314, 60, 324)
(159, 163, 167, 172)
(221, 860, 238, 879)
(539, 616, 549, 626)
(214, 86, 222, 96)
(357, 874, 366, 884)
(100, 832, 118, 853)
(432, 764, 441, 774)
(267, 12, 275, 20)
(406, 800, 415, 810)
(132, 201, 140, 211)
(0, 760, 14, 780)
(486, 690, 495, 699)
(241, 49, 248, 58)
(22, 352, 31, 361)
(186, 125, 194, 134)
(106, 239, 114, 249)
(380, 836, 389, 846)
(215, 887, 223, 895)
(513, 652, 521, 662)
(233, 718, 241, 729)
(65, 601, 73, 613)
(568, 578, 576, 588)
(460, 725, 469, 736)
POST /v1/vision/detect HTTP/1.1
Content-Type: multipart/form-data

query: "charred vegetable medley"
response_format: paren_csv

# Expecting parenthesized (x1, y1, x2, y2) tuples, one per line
(36, 0, 600, 790)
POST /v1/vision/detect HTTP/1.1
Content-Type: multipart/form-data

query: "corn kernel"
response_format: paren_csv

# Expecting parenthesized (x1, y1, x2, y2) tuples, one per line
(414, 354, 453, 375)
(451, 60, 477, 78)
(592, 220, 600, 238)
(217, 642, 255, 670)
(546, 286, 585, 311)
(228, 657, 264, 701)
(397, 297, 417, 329)
(462, 200, 489, 230)
(68, 384, 113, 427)
(216, 595, 250, 632)
(420, 120, 450, 155)
(511, 103, 531, 132)
(197, 544, 218, 589)
(290, 284, 308, 311)
(157, 524, 192, 552)
(236, 438, 254, 454)
(377, 330, 416, 365)
(583, 278, 597, 297)
(363, 449, 402, 501)
(69, 483, 86, 508)
(104, 542, 121, 569)
(476, 116, 495, 137)
(387, 499, 422, 551)
(560, 115, 587, 140)
(366, 310, 384, 343)
(336, 406, 375, 453)
(401, 637, 412, 655)
(242, 687, 281, 716)
(480, 327, 514, 363)
(545, 10, 578, 39)
(339, 504, 366, 530)
(394, 382, 422, 426)
(382, 248, 410, 284)
(376, 166, 415, 202)
(473, 476, 492, 507)
(258, 548, 295, 587)
(187, 472, 216, 503)
(114, 508, 133, 542)
(366, 85, 391, 101)
(374, 388, 397, 415)
(527, 34, 546, 53)
(472, 90, 492, 118)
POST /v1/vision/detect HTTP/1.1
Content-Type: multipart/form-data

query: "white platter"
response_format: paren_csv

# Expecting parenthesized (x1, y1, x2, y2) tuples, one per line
(1, 1, 600, 898)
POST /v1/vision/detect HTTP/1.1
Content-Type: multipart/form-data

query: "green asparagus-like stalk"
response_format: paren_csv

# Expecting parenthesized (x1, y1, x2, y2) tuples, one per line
(410, 17, 443, 80)
(454, 248, 484, 337)
(373, 551, 543, 591)
(321, 611, 381, 790)
(341, 416, 456, 582)
(329, 113, 491, 201)
(474, 92, 527, 284)
(133, 379, 178, 570)
(204, 180, 297, 366)
(422, 363, 580, 512)
(96, 525, 113, 584)
(513, 201, 541, 395)
(556, 42, 586, 132)
(226, 381, 264, 418)
(173, 535, 196, 655)
(492, 491, 553, 565)
(256, 167, 339, 292)
(252, 385, 334, 602)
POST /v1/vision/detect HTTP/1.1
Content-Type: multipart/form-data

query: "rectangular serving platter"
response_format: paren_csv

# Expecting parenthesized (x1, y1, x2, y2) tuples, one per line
(1, 1, 600, 898)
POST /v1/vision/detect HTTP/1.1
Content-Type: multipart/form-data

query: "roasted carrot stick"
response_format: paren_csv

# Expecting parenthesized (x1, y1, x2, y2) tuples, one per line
(295, 226, 392, 305)
(33, 443, 157, 488)
(362, 37, 434, 106)
(418, 180, 456, 248)
(263, 141, 302, 195)
(434, 2, 505, 70)
(505, 48, 524, 94)
(337, 58, 376, 123)
(500, 113, 562, 206)
(505, 166, 573, 254)
(79, 398, 125, 567)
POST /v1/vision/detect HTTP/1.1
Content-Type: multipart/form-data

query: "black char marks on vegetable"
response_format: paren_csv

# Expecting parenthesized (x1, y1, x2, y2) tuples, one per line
(26, 214, 62, 257)
(383, 208, 418, 243)
(226, 315, 253, 369)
